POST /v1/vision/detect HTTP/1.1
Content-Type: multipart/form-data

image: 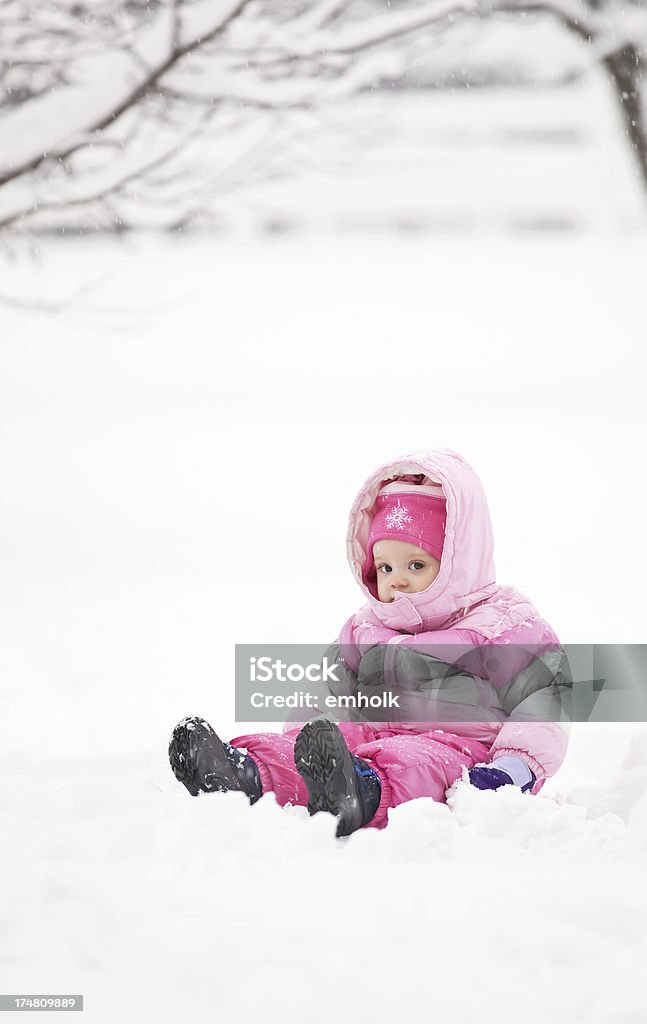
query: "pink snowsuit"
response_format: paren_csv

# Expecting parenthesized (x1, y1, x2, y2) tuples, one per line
(231, 448, 571, 829)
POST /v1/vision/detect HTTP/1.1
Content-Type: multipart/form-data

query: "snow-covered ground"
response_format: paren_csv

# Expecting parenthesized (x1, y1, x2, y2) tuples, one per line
(1, 233, 646, 1021)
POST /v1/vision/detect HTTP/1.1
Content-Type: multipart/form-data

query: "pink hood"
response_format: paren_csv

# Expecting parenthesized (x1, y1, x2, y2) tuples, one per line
(347, 448, 506, 634)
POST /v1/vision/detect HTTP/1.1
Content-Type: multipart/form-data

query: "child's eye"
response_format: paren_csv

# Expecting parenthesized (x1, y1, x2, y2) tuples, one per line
(377, 565, 392, 574)
(409, 561, 425, 571)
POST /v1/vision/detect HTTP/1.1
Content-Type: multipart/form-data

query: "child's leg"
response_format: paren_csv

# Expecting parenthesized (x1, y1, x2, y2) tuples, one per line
(350, 729, 492, 829)
(228, 729, 309, 807)
(231, 723, 491, 830)
(230, 721, 381, 810)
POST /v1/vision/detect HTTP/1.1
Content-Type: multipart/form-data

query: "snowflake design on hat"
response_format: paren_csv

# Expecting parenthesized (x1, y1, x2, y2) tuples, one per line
(385, 501, 413, 530)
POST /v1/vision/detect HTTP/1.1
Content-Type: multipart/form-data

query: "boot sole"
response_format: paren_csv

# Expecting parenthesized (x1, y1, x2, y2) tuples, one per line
(168, 717, 242, 797)
(293, 719, 364, 838)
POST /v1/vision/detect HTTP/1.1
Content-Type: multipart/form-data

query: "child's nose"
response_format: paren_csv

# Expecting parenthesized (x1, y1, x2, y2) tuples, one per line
(392, 572, 409, 590)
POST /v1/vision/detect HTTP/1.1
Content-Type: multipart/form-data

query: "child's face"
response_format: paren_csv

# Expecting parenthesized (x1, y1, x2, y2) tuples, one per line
(373, 539, 441, 603)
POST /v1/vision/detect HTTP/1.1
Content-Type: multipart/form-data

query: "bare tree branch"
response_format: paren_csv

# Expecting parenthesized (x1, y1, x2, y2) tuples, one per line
(2, 0, 647, 236)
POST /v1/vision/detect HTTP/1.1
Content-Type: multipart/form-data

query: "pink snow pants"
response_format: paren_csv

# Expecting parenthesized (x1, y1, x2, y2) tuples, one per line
(229, 722, 492, 830)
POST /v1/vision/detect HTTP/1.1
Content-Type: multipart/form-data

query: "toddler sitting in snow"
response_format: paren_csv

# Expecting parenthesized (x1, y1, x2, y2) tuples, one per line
(169, 447, 571, 837)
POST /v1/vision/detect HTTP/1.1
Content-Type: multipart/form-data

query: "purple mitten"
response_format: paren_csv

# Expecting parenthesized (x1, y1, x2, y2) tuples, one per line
(469, 756, 536, 794)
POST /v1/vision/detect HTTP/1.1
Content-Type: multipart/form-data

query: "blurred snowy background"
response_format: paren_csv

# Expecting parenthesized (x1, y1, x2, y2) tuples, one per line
(1, 1, 647, 1022)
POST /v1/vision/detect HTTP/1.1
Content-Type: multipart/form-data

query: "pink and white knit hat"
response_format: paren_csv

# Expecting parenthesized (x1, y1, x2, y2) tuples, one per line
(365, 482, 447, 573)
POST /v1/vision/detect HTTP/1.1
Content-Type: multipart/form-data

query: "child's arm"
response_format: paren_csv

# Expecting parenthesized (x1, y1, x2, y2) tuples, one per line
(337, 609, 401, 675)
(485, 640, 572, 792)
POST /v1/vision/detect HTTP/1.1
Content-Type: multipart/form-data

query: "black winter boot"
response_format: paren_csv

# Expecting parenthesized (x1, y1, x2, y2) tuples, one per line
(294, 719, 381, 838)
(168, 716, 263, 804)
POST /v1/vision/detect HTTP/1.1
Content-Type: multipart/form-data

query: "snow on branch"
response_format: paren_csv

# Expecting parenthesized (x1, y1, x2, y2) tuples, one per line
(2, 0, 647, 231)
(492, 0, 647, 43)
(0, 0, 250, 186)
(0, 0, 467, 229)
